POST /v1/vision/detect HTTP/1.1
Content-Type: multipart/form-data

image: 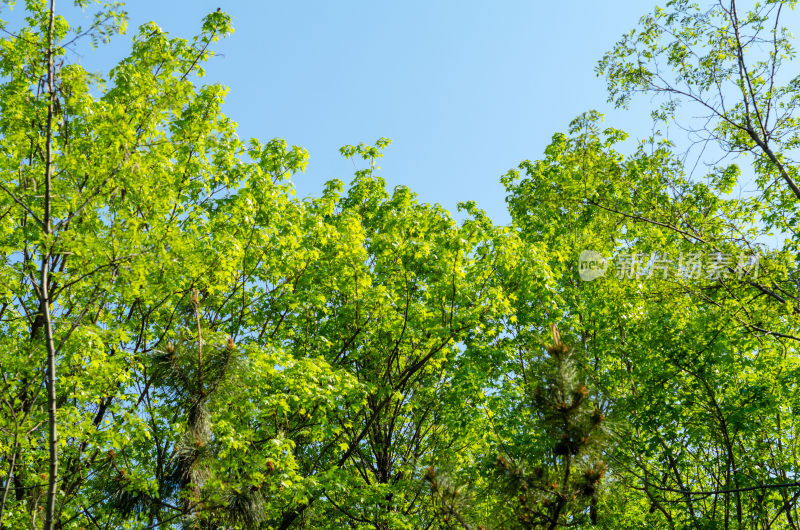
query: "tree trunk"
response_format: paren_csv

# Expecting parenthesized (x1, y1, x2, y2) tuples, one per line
(43, 1, 58, 527)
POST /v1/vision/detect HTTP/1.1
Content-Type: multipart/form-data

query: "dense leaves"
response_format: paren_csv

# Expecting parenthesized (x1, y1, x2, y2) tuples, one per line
(0, 1, 799, 529)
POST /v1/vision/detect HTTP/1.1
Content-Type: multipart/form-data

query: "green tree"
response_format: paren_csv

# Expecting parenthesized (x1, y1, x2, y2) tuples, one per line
(0, 1, 349, 527)
(264, 141, 513, 529)
(439, 325, 609, 530)
(3, 1, 800, 528)
(0, 5, 513, 528)
(502, 111, 799, 527)
(593, 1, 800, 525)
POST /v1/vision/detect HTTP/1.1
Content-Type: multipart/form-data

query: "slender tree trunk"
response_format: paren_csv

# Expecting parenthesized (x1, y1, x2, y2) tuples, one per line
(43, 1, 58, 528)
(0, 432, 18, 524)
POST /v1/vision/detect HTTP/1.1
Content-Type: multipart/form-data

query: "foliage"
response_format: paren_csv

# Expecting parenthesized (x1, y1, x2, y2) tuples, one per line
(487, 325, 609, 529)
(0, 1, 799, 529)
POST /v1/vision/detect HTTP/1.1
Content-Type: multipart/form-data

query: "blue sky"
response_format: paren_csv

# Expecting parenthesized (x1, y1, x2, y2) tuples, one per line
(10, 1, 662, 225)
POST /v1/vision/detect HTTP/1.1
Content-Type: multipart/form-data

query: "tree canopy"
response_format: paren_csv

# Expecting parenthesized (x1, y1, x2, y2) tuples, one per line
(0, 0, 798, 528)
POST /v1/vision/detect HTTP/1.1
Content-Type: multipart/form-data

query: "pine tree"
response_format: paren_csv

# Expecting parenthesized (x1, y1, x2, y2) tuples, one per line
(492, 324, 608, 529)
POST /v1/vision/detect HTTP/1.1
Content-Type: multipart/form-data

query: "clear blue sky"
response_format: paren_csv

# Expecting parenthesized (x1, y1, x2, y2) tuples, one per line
(10, 1, 661, 225)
